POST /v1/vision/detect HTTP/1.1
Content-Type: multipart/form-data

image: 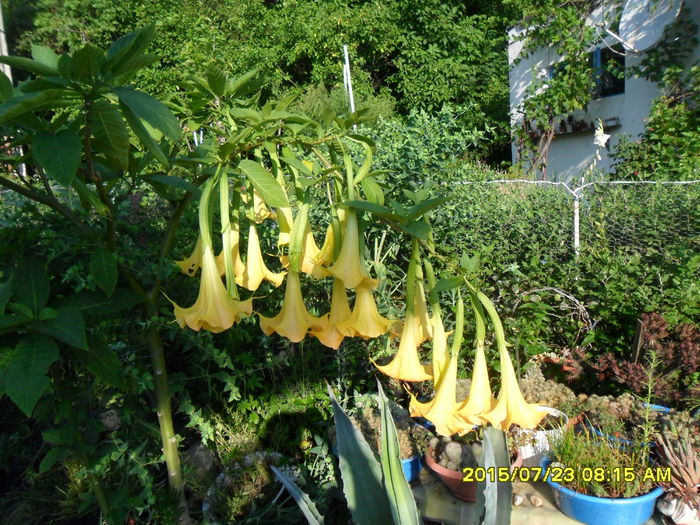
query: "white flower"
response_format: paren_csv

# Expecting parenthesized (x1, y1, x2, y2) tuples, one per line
(593, 120, 610, 149)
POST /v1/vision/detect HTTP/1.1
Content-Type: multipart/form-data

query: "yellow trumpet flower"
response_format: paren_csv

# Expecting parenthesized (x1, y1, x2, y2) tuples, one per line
(413, 281, 433, 344)
(173, 245, 253, 333)
(215, 229, 245, 279)
(409, 351, 472, 437)
(315, 223, 335, 267)
(309, 278, 352, 349)
(456, 344, 496, 427)
(336, 283, 395, 339)
(329, 210, 377, 290)
(253, 189, 275, 223)
(275, 207, 293, 246)
(476, 291, 546, 431)
(175, 235, 203, 276)
(373, 313, 432, 382)
(259, 270, 320, 343)
(430, 312, 450, 390)
(239, 224, 286, 291)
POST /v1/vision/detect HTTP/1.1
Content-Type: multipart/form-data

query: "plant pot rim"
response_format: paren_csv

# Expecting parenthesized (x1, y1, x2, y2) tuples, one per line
(541, 457, 664, 502)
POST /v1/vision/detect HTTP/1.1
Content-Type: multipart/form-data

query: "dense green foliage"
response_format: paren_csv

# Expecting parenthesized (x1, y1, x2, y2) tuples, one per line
(7, 0, 517, 157)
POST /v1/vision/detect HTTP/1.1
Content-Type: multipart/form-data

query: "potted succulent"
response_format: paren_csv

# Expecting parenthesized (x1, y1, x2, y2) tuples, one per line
(424, 431, 482, 502)
(654, 422, 700, 525)
(542, 425, 664, 525)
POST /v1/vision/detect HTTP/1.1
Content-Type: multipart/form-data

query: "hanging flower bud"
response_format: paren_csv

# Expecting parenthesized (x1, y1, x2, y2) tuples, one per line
(430, 312, 450, 390)
(309, 278, 352, 349)
(329, 210, 377, 290)
(259, 271, 320, 343)
(172, 245, 253, 333)
(275, 207, 294, 246)
(175, 235, 203, 276)
(215, 229, 245, 279)
(373, 313, 432, 382)
(238, 224, 286, 291)
(253, 189, 275, 223)
(336, 283, 395, 339)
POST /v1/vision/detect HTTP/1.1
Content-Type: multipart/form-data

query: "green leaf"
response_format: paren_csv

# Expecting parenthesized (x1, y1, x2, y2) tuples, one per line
(118, 99, 168, 166)
(114, 87, 180, 142)
(329, 386, 393, 525)
(90, 247, 117, 296)
(377, 381, 421, 525)
(103, 26, 154, 75)
(143, 174, 201, 200)
(5, 334, 59, 417)
(91, 100, 129, 169)
(360, 177, 385, 206)
(12, 256, 49, 315)
(71, 44, 105, 81)
(239, 160, 289, 208)
(431, 277, 463, 296)
(71, 179, 109, 215)
(407, 197, 450, 221)
(39, 446, 66, 474)
(32, 130, 81, 186)
(31, 45, 60, 71)
(0, 72, 14, 103)
(71, 339, 126, 389)
(0, 56, 57, 76)
(404, 221, 430, 241)
(0, 89, 71, 124)
(34, 307, 87, 350)
(340, 200, 401, 221)
(270, 465, 325, 525)
(0, 314, 28, 335)
(206, 65, 226, 97)
(61, 289, 143, 317)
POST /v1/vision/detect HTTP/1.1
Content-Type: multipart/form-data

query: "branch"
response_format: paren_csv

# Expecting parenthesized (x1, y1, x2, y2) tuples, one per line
(0, 174, 94, 238)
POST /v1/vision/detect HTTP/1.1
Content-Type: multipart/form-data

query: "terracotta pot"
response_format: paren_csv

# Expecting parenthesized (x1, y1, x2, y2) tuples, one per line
(424, 448, 477, 502)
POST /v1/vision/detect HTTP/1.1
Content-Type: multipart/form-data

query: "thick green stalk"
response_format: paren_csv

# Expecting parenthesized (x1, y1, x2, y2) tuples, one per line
(145, 317, 188, 513)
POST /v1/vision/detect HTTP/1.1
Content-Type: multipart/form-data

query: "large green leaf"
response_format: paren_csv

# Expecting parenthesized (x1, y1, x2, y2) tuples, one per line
(118, 99, 168, 166)
(0, 56, 57, 76)
(270, 465, 324, 525)
(206, 65, 226, 97)
(239, 160, 289, 208)
(71, 44, 105, 81)
(0, 89, 71, 124)
(71, 179, 109, 215)
(0, 72, 13, 103)
(32, 130, 82, 186)
(61, 289, 143, 316)
(143, 174, 201, 200)
(31, 45, 60, 71)
(360, 177, 385, 206)
(91, 100, 129, 169)
(90, 247, 117, 297)
(5, 334, 59, 417)
(103, 26, 154, 75)
(12, 256, 49, 316)
(377, 381, 421, 525)
(0, 314, 29, 335)
(114, 87, 180, 142)
(340, 200, 401, 222)
(71, 338, 126, 389)
(329, 386, 393, 525)
(34, 307, 87, 350)
(407, 197, 450, 221)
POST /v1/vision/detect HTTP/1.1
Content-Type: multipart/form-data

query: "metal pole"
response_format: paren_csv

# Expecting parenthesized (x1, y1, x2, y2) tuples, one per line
(573, 195, 580, 256)
(342, 44, 356, 115)
(0, 3, 11, 81)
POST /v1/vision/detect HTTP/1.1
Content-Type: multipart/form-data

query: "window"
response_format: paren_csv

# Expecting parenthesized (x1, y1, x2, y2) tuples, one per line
(593, 44, 625, 97)
(546, 44, 625, 98)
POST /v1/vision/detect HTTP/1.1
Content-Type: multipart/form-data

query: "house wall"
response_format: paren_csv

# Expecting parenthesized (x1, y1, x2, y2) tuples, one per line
(509, 2, 700, 182)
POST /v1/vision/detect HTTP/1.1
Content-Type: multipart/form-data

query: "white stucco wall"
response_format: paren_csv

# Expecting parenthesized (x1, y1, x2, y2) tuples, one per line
(509, 1, 700, 182)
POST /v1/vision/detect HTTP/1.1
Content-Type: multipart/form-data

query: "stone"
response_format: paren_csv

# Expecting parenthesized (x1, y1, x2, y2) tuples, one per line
(445, 442, 463, 464)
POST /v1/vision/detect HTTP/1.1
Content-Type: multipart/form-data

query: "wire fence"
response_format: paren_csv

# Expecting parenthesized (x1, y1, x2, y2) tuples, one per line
(449, 179, 700, 264)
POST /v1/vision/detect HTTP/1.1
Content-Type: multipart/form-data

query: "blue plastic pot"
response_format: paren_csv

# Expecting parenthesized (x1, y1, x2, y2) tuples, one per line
(541, 458, 664, 525)
(401, 455, 422, 482)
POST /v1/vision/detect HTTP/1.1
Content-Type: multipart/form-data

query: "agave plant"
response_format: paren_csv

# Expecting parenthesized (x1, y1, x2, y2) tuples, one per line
(272, 380, 512, 525)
